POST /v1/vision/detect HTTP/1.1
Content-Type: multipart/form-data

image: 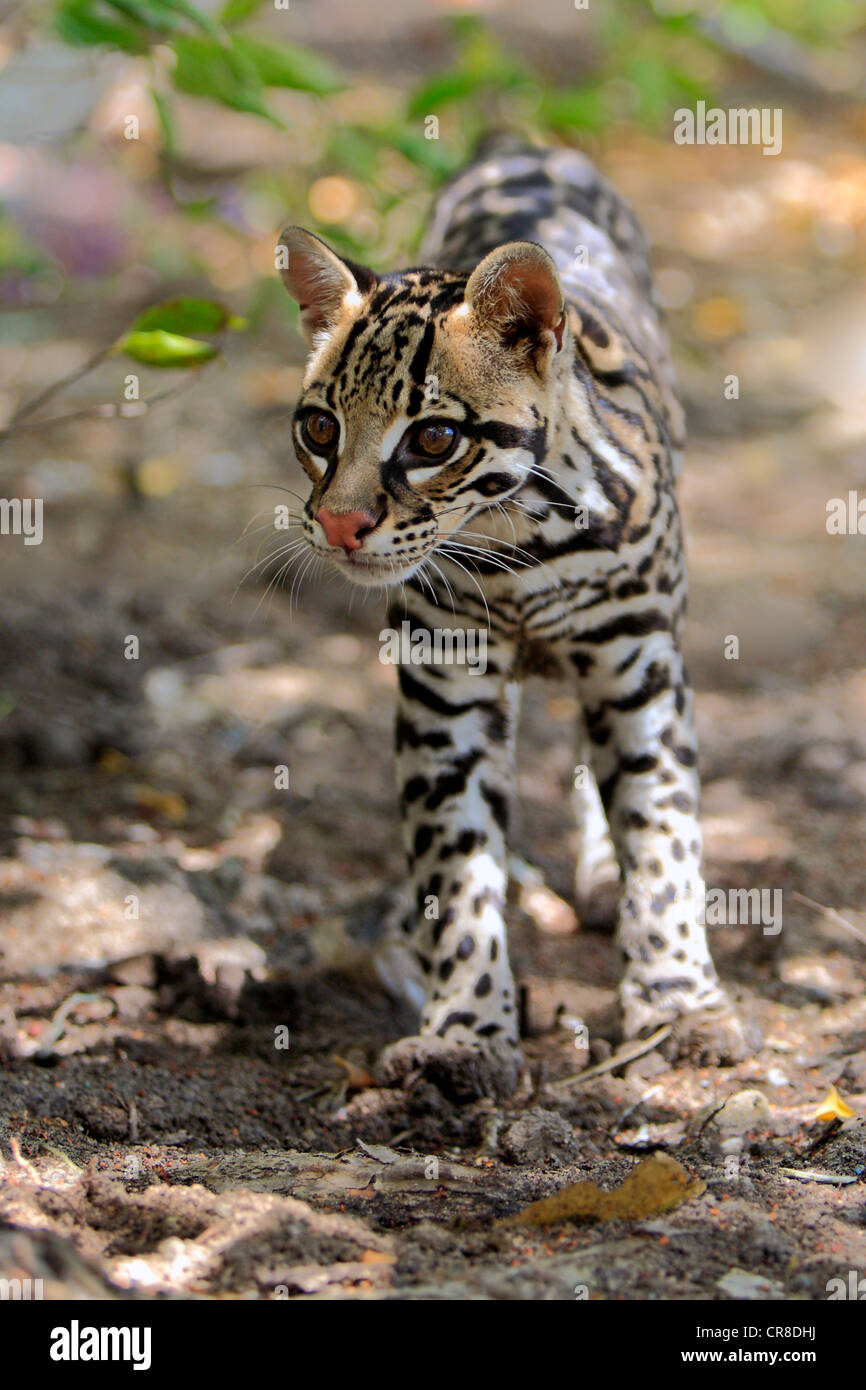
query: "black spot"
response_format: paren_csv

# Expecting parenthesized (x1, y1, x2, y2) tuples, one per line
(469, 471, 518, 498)
(474, 973, 492, 998)
(403, 776, 428, 804)
(436, 1010, 477, 1036)
(413, 824, 437, 858)
(456, 935, 475, 960)
(480, 782, 509, 832)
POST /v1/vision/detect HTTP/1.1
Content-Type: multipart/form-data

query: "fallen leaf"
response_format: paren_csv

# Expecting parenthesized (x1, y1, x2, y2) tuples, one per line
(499, 1153, 705, 1227)
(813, 1085, 855, 1122)
(356, 1139, 401, 1165)
(332, 1055, 373, 1092)
(130, 784, 187, 823)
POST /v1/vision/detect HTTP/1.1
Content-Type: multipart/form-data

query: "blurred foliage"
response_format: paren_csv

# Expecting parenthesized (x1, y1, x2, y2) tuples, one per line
(55, 0, 342, 136)
(0, 0, 859, 333)
(50, 0, 866, 170)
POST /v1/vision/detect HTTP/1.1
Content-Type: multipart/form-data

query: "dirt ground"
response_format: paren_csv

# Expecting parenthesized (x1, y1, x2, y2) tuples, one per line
(1, 15, 866, 1299)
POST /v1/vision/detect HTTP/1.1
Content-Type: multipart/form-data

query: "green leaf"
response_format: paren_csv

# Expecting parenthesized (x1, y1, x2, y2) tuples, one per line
(387, 128, 462, 179)
(161, 0, 225, 40)
(127, 297, 232, 336)
(54, 0, 148, 52)
(117, 330, 220, 367)
(104, 0, 186, 34)
(232, 35, 343, 94)
(407, 70, 481, 118)
(219, 0, 269, 25)
(171, 35, 280, 123)
(540, 86, 608, 132)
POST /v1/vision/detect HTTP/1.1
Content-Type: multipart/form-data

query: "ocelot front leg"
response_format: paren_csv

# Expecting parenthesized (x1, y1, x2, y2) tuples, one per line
(571, 625, 751, 1062)
(573, 709, 620, 931)
(376, 613, 522, 1100)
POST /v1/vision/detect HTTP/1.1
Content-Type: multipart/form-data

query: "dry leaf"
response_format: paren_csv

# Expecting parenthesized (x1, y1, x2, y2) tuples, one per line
(500, 1153, 705, 1227)
(813, 1084, 854, 1122)
(332, 1055, 373, 1092)
(356, 1139, 401, 1165)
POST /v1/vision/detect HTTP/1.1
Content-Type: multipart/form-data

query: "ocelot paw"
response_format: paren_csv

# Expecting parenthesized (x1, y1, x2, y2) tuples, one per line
(619, 971, 758, 1065)
(659, 1004, 762, 1067)
(376, 1031, 522, 1103)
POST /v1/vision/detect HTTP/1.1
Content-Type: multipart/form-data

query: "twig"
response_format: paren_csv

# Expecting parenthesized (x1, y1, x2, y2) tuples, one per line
(6, 346, 112, 429)
(792, 892, 866, 948)
(698, 16, 864, 99)
(0, 377, 199, 444)
(548, 1024, 672, 1091)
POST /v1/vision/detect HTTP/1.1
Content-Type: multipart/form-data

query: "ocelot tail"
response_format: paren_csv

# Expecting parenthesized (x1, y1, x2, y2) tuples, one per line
(277, 138, 750, 1099)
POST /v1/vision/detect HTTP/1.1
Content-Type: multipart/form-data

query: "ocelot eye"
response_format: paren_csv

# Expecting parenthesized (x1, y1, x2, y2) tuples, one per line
(410, 420, 459, 461)
(301, 409, 338, 453)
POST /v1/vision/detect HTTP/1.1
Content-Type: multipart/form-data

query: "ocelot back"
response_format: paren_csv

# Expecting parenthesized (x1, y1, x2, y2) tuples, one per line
(277, 139, 746, 1098)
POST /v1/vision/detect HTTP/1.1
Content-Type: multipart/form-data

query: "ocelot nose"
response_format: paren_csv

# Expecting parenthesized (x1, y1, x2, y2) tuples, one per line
(316, 506, 381, 553)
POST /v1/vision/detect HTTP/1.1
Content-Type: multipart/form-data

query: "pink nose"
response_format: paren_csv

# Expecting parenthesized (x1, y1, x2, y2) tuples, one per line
(316, 507, 379, 553)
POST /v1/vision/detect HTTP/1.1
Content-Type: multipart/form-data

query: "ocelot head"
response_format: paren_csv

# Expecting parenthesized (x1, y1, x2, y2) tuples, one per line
(278, 227, 568, 587)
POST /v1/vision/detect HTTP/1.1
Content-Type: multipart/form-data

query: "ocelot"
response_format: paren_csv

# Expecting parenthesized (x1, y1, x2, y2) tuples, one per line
(277, 138, 748, 1098)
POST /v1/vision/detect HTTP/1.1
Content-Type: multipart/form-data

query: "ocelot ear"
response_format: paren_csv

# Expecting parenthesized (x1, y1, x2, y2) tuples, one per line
(277, 227, 376, 345)
(464, 241, 566, 362)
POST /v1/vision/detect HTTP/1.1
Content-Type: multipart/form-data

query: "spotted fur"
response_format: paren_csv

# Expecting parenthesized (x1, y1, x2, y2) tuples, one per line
(277, 140, 736, 1096)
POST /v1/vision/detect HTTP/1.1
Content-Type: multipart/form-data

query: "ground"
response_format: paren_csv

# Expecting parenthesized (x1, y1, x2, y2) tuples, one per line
(1, 12, 865, 1301)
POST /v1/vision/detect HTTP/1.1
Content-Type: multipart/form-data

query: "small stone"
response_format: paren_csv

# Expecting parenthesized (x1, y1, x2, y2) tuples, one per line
(712, 1089, 772, 1134)
(109, 954, 157, 987)
(498, 1107, 578, 1165)
(111, 985, 157, 1021)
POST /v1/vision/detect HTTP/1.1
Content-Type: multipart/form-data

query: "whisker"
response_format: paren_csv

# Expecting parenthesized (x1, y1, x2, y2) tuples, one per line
(236, 483, 309, 507)
(231, 538, 309, 603)
(434, 550, 491, 630)
(440, 540, 530, 576)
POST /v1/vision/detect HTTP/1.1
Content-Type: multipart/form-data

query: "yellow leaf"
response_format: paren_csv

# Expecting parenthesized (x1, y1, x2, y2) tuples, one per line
(130, 785, 187, 824)
(332, 1054, 373, 1092)
(499, 1153, 705, 1228)
(813, 1085, 854, 1122)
